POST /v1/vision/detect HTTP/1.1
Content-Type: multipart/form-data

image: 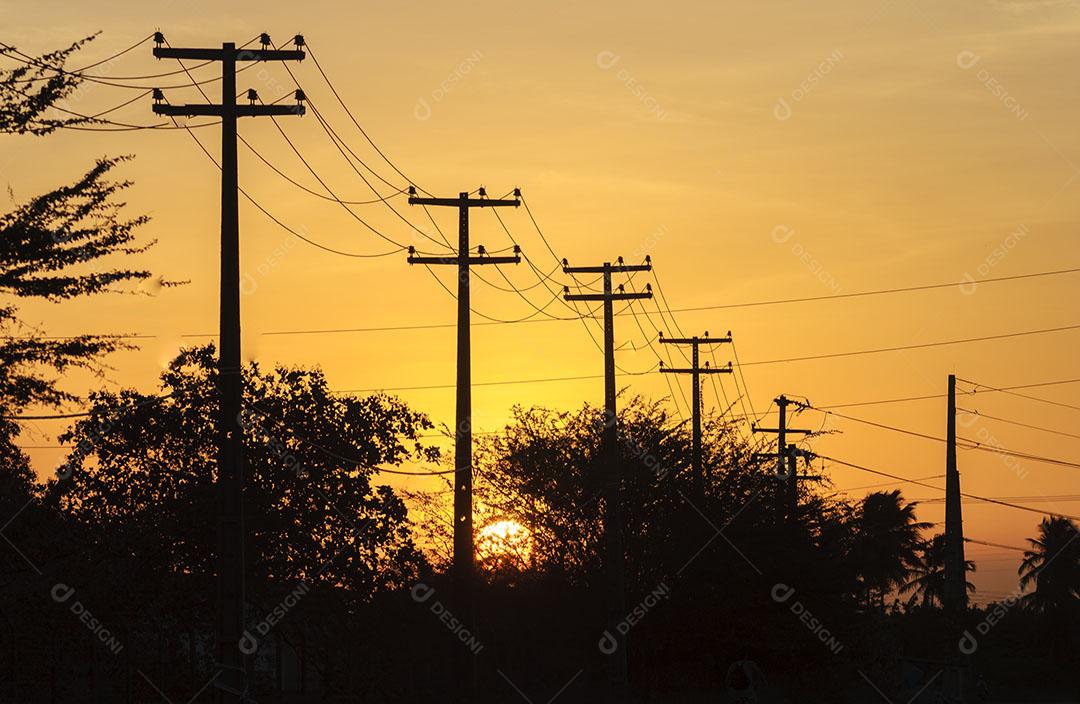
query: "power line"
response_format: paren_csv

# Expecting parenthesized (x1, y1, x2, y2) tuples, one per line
(741, 322, 1080, 367)
(804, 404, 1080, 470)
(664, 265, 1080, 314)
(959, 376, 1080, 413)
(957, 407, 1080, 441)
(819, 453, 1080, 522)
(171, 103, 408, 258)
(818, 377, 1080, 410)
(304, 43, 429, 195)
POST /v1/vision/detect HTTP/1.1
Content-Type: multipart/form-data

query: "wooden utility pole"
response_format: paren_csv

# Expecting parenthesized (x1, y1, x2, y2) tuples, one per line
(563, 258, 652, 702)
(944, 374, 967, 613)
(151, 33, 305, 704)
(658, 331, 732, 502)
(752, 396, 813, 521)
(406, 187, 520, 703)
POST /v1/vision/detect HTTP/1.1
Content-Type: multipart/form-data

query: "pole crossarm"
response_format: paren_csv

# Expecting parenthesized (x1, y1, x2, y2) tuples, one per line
(153, 47, 305, 62)
(563, 263, 652, 275)
(153, 104, 305, 117)
(406, 186, 521, 209)
(408, 196, 520, 208)
(659, 335, 733, 345)
(407, 246, 521, 266)
(660, 364, 732, 374)
(565, 290, 652, 302)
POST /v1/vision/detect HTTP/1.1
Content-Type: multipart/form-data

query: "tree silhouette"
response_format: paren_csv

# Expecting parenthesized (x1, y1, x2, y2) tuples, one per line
(1, 38, 173, 415)
(900, 533, 975, 608)
(1018, 516, 1080, 615)
(850, 490, 931, 608)
(47, 345, 438, 603)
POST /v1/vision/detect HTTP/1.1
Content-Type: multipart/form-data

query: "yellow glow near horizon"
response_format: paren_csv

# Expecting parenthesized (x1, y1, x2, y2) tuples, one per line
(478, 519, 533, 566)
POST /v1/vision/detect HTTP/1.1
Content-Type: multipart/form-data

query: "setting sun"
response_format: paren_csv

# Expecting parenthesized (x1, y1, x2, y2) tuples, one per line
(477, 519, 534, 568)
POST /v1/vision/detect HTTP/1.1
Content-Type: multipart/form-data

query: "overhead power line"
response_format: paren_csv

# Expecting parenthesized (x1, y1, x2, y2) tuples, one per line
(959, 376, 1080, 413)
(804, 404, 1080, 470)
(819, 453, 1080, 522)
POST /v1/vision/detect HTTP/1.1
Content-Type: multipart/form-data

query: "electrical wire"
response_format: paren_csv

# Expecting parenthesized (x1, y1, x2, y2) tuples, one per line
(304, 43, 429, 195)
(819, 453, 1080, 521)
(957, 407, 1080, 441)
(742, 323, 1080, 368)
(238, 134, 406, 205)
(959, 376, 1080, 413)
(804, 404, 1080, 470)
(168, 104, 405, 258)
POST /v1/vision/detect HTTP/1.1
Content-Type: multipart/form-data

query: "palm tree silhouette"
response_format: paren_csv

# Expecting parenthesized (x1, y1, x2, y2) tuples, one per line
(900, 533, 975, 608)
(852, 490, 931, 608)
(1018, 516, 1080, 614)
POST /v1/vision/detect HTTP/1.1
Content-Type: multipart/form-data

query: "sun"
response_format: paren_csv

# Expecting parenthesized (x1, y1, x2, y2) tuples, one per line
(477, 519, 534, 568)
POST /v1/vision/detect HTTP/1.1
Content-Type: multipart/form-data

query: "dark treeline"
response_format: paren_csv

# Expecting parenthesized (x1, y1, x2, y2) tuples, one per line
(1, 361, 1078, 701)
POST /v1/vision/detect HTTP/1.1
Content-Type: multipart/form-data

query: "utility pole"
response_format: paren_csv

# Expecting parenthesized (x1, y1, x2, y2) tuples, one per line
(151, 33, 305, 704)
(944, 374, 967, 613)
(752, 396, 813, 522)
(563, 257, 652, 702)
(658, 331, 732, 502)
(406, 186, 520, 704)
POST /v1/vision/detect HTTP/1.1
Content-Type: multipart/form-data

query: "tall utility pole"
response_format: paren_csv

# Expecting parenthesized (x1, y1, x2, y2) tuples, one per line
(944, 374, 967, 613)
(405, 187, 520, 703)
(151, 33, 304, 704)
(563, 257, 652, 702)
(658, 331, 732, 502)
(752, 396, 813, 521)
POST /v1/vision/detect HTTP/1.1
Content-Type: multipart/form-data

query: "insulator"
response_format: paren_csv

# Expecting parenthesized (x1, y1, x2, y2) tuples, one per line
(408, 185, 417, 196)
(561, 258, 568, 267)
(477, 245, 487, 255)
(513, 245, 521, 254)
(513, 187, 521, 197)
(152, 88, 165, 102)
(246, 89, 258, 103)
(294, 34, 305, 48)
(478, 186, 486, 197)
(260, 33, 272, 47)
(645, 254, 652, 264)
(645, 283, 653, 292)
(153, 31, 165, 46)
(408, 246, 416, 254)
(617, 256, 624, 264)
(563, 286, 569, 294)
(295, 89, 306, 103)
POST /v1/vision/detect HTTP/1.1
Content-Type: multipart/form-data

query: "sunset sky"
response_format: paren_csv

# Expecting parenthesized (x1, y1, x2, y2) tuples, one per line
(4, 0, 1080, 600)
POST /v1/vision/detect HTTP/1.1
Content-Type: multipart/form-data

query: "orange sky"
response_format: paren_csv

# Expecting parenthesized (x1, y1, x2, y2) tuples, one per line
(4, 0, 1080, 600)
